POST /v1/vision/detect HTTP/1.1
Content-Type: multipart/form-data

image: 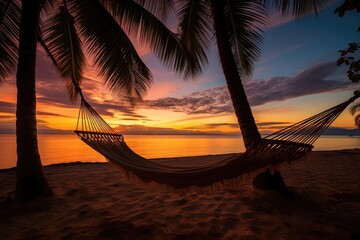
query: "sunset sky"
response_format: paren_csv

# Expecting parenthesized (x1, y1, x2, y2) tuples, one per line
(0, 0, 359, 136)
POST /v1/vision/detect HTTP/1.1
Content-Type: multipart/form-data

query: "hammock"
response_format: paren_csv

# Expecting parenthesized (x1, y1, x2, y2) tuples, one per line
(75, 91, 359, 191)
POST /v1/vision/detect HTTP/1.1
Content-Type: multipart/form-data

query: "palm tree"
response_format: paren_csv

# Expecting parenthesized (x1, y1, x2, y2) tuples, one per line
(176, 0, 327, 149)
(0, 0, 201, 201)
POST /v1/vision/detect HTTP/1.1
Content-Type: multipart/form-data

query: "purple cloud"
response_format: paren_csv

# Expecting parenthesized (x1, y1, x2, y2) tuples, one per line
(245, 62, 351, 106)
(114, 124, 209, 135)
(256, 121, 291, 127)
(205, 123, 239, 128)
(143, 87, 233, 114)
(0, 100, 71, 118)
(36, 111, 69, 117)
(142, 61, 351, 114)
(0, 101, 16, 114)
(31, 52, 149, 121)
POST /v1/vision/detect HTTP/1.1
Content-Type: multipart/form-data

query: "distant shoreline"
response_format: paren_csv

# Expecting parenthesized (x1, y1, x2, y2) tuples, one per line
(1, 135, 358, 169)
(0, 132, 359, 136)
(1, 149, 359, 171)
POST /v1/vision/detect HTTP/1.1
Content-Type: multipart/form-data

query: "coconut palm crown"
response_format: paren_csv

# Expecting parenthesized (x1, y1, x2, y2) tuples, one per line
(0, 0, 201, 200)
(175, 0, 327, 149)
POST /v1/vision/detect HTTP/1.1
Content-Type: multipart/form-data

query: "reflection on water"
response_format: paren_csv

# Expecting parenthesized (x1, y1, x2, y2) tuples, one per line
(125, 135, 246, 159)
(0, 134, 358, 169)
(0, 134, 104, 169)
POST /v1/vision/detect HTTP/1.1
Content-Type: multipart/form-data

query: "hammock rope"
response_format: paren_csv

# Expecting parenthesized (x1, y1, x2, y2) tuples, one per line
(74, 90, 359, 190)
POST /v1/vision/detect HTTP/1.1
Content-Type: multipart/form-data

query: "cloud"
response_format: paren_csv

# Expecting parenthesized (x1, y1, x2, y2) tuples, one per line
(0, 100, 70, 118)
(114, 124, 210, 135)
(205, 123, 239, 129)
(0, 116, 14, 120)
(35, 51, 62, 83)
(256, 121, 292, 127)
(1, 42, 153, 125)
(265, 0, 341, 29)
(31, 52, 147, 120)
(245, 62, 351, 106)
(0, 122, 15, 133)
(0, 119, 67, 134)
(88, 99, 149, 120)
(267, 11, 294, 28)
(184, 122, 295, 134)
(256, 121, 294, 133)
(143, 62, 351, 114)
(143, 86, 233, 114)
(2, 58, 351, 128)
(36, 111, 69, 117)
(141, 61, 351, 115)
(0, 101, 16, 114)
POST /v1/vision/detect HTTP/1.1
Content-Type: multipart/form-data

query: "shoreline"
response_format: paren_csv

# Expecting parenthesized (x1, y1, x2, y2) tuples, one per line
(1, 148, 359, 171)
(1, 149, 360, 239)
(1, 133, 359, 169)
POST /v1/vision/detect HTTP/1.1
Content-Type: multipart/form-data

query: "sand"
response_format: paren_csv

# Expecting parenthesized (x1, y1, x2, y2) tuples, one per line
(1, 149, 360, 240)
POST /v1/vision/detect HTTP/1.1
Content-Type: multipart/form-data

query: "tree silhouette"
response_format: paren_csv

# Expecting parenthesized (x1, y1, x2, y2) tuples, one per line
(0, 0, 200, 201)
(335, 0, 360, 128)
(175, 0, 326, 149)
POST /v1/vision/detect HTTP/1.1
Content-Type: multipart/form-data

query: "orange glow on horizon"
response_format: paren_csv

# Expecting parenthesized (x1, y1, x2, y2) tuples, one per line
(0, 82, 357, 135)
(0, 62, 357, 135)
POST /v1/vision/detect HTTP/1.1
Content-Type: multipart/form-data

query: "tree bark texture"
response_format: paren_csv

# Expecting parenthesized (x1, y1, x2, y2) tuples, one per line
(210, 0, 261, 149)
(15, 0, 53, 201)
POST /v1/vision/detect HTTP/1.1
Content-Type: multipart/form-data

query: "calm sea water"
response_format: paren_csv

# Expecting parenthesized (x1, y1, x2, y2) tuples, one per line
(0, 134, 359, 169)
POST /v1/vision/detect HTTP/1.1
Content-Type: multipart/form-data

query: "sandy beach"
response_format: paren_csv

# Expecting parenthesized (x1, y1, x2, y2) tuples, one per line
(1, 149, 360, 240)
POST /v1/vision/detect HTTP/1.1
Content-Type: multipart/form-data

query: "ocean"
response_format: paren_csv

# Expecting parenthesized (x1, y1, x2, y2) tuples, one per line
(0, 134, 359, 169)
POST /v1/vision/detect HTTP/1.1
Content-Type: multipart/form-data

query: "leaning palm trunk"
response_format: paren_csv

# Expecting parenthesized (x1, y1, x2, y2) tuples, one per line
(15, 0, 52, 200)
(210, 0, 261, 150)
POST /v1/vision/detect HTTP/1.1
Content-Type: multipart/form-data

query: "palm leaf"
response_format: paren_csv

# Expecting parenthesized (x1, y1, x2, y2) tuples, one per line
(259, 0, 327, 18)
(133, 0, 174, 22)
(42, 3, 85, 101)
(351, 102, 360, 115)
(105, 0, 202, 79)
(353, 106, 360, 128)
(69, 0, 152, 101)
(38, 34, 61, 73)
(0, 0, 20, 82)
(223, 0, 267, 76)
(355, 114, 360, 129)
(40, 0, 56, 14)
(177, 0, 212, 69)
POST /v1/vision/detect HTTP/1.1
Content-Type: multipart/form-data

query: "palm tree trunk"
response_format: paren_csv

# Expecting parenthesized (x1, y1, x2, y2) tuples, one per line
(210, 0, 261, 150)
(15, 0, 53, 201)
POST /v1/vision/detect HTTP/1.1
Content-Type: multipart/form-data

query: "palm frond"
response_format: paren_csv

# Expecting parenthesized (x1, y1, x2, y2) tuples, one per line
(258, 0, 327, 18)
(38, 34, 59, 69)
(0, 0, 20, 82)
(223, 0, 267, 76)
(69, 0, 152, 101)
(105, 0, 202, 79)
(43, 4, 85, 101)
(351, 102, 360, 114)
(177, 0, 212, 69)
(40, 0, 56, 14)
(133, 0, 174, 22)
(355, 115, 360, 129)
(351, 102, 360, 128)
